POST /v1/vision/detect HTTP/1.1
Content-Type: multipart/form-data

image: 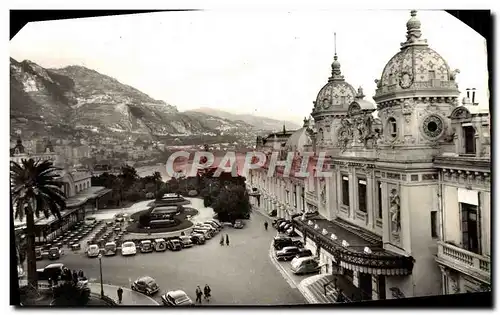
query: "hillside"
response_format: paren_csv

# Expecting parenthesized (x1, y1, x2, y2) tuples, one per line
(187, 107, 302, 131)
(10, 59, 256, 139)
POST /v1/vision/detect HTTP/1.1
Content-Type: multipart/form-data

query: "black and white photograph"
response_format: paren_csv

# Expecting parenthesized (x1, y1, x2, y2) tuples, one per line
(8, 6, 492, 308)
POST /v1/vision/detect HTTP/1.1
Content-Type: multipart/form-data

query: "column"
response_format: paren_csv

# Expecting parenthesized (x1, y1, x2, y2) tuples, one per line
(353, 271, 359, 287)
(371, 275, 379, 300)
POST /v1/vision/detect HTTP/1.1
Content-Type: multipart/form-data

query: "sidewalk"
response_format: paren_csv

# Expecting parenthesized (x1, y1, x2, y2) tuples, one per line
(88, 283, 159, 305)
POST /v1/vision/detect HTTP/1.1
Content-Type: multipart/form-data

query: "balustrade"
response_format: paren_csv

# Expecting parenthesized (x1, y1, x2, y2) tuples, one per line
(437, 241, 491, 281)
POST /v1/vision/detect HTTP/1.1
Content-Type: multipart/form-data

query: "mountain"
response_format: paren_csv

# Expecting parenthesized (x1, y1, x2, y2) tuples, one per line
(187, 107, 302, 131)
(10, 59, 255, 139)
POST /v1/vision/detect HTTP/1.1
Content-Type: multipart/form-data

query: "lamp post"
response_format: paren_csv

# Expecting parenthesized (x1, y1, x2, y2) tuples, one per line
(98, 253, 104, 298)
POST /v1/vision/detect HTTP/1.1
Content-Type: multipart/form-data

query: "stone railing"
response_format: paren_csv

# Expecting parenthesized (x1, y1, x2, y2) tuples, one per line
(437, 241, 491, 282)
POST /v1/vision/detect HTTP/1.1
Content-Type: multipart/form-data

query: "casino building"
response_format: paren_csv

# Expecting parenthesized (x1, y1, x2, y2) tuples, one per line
(248, 10, 490, 301)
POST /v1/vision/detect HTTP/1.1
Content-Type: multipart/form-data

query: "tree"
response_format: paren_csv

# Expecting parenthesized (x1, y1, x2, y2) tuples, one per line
(11, 159, 66, 290)
(211, 184, 250, 222)
(139, 213, 151, 228)
(52, 281, 90, 306)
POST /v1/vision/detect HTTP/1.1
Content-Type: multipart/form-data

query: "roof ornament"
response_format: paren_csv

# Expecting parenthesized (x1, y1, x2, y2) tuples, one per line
(400, 10, 428, 49)
(282, 123, 286, 134)
(356, 86, 365, 99)
(329, 32, 345, 82)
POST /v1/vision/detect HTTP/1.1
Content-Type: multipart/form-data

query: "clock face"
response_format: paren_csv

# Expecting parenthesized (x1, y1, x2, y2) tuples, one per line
(422, 115, 444, 138)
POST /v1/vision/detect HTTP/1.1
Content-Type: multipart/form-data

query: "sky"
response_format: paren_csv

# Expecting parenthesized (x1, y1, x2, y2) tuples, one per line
(9, 9, 489, 125)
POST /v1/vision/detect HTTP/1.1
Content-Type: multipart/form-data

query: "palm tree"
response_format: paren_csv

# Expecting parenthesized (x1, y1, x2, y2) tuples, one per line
(10, 159, 66, 290)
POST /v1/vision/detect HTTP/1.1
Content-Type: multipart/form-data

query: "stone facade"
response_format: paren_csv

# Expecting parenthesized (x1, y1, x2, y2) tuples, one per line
(248, 10, 490, 300)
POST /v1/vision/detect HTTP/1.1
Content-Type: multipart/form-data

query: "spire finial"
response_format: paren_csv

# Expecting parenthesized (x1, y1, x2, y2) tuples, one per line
(334, 32, 337, 56)
(401, 10, 427, 49)
(283, 123, 286, 134)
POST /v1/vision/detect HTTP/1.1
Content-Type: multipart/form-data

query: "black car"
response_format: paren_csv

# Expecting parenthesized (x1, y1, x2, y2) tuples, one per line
(167, 239, 183, 251)
(131, 276, 159, 296)
(272, 219, 285, 229)
(295, 248, 313, 259)
(276, 246, 301, 261)
(273, 236, 303, 250)
(190, 234, 206, 245)
(268, 210, 277, 217)
(286, 227, 299, 237)
(36, 263, 65, 281)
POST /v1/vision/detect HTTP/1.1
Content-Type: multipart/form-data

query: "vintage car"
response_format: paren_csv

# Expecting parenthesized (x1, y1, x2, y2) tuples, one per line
(35, 247, 43, 260)
(179, 236, 193, 248)
(48, 247, 61, 260)
(233, 220, 244, 229)
(121, 241, 137, 256)
(140, 240, 153, 253)
(131, 276, 159, 296)
(161, 290, 194, 306)
(114, 213, 125, 223)
(290, 257, 322, 275)
(276, 246, 301, 261)
(190, 233, 205, 245)
(273, 236, 303, 250)
(84, 216, 97, 226)
(36, 263, 65, 281)
(167, 239, 182, 251)
(192, 228, 212, 239)
(104, 242, 117, 256)
(154, 238, 167, 252)
(87, 244, 100, 258)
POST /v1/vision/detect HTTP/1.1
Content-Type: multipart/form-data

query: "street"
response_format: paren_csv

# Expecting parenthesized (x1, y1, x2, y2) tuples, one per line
(34, 201, 306, 305)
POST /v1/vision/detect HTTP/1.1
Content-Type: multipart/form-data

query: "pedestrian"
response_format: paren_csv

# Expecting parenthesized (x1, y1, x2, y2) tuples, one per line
(117, 287, 123, 304)
(195, 286, 203, 304)
(78, 269, 84, 278)
(203, 284, 211, 302)
(264, 222, 268, 231)
(225, 234, 230, 246)
(220, 235, 224, 246)
(72, 270, 78, 283)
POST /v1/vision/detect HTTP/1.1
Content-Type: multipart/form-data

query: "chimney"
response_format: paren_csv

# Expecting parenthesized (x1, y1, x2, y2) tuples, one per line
(471, 88, 477, 105)
(466, 88, 470, 99)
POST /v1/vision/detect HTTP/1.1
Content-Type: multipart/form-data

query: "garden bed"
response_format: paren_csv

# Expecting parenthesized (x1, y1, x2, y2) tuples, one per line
(126, 208, 198, 233)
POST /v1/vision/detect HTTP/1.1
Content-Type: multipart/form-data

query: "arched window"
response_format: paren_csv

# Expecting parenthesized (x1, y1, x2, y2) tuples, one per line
(75, 185, 78, 193)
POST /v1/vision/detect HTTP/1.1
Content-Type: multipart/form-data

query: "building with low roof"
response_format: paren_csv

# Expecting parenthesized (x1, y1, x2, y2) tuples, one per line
(248, 10, 490, 301)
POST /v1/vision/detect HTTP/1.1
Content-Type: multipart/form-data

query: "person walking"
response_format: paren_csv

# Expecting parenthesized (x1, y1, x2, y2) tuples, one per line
(220, 235, 224, 246)
(225, 234, 230, 246)
(203, 284, 211, 302)
(117, 287, 123, 304)
(264, 222, 268, 231)
(195, 286, 203, 304)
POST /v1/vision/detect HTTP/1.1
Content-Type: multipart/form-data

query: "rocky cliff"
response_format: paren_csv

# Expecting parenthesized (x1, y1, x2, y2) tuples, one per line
(10, 58, 254, 139)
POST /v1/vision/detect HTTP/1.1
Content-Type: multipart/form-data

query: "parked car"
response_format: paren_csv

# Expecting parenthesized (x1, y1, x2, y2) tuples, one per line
(87, 244, 100, 258)
(131, 276, 159, 296)
(192, 228, 212, 239)
(179, 236, 193, 248)
(121, 241, 137, 256)
(268, 209, 277, 217)
(167, 239, 183, 251)
(84, 216, 97, 226)
(161, 290, 194, 306)
(290, 257, 322, 275)
(104, 242, 117, 256)
(196, 223, 217, 234)
(154, 238, 167, 252)
(190, 233, 206, 245)
(276, 246, 301, 261)
(114, 213, 125, 223)
(36, 263, 65, 281)
(272, 219, 286, 229)
(140, 240, 153, 253)
(35, 247, 43, 260)
(273, 236, 303, 250)
(233, 220, 244, 229)
(204, 221, 222, 231)
(286, 227, 299, 237)
(207, 219, 223, 229)
(295, 248, 313, 259)
(48, 247, 61, 260)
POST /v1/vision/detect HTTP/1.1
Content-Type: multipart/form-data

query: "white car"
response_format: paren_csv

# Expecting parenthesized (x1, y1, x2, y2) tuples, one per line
(121, 241, 137, 256)
(161, 290, 194, 306)
(87, 244, 100, 258)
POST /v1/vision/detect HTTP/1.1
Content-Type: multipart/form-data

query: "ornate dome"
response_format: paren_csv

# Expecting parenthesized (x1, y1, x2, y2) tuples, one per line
(312, 53, 357, 118)
(373, 10, 460, 104)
